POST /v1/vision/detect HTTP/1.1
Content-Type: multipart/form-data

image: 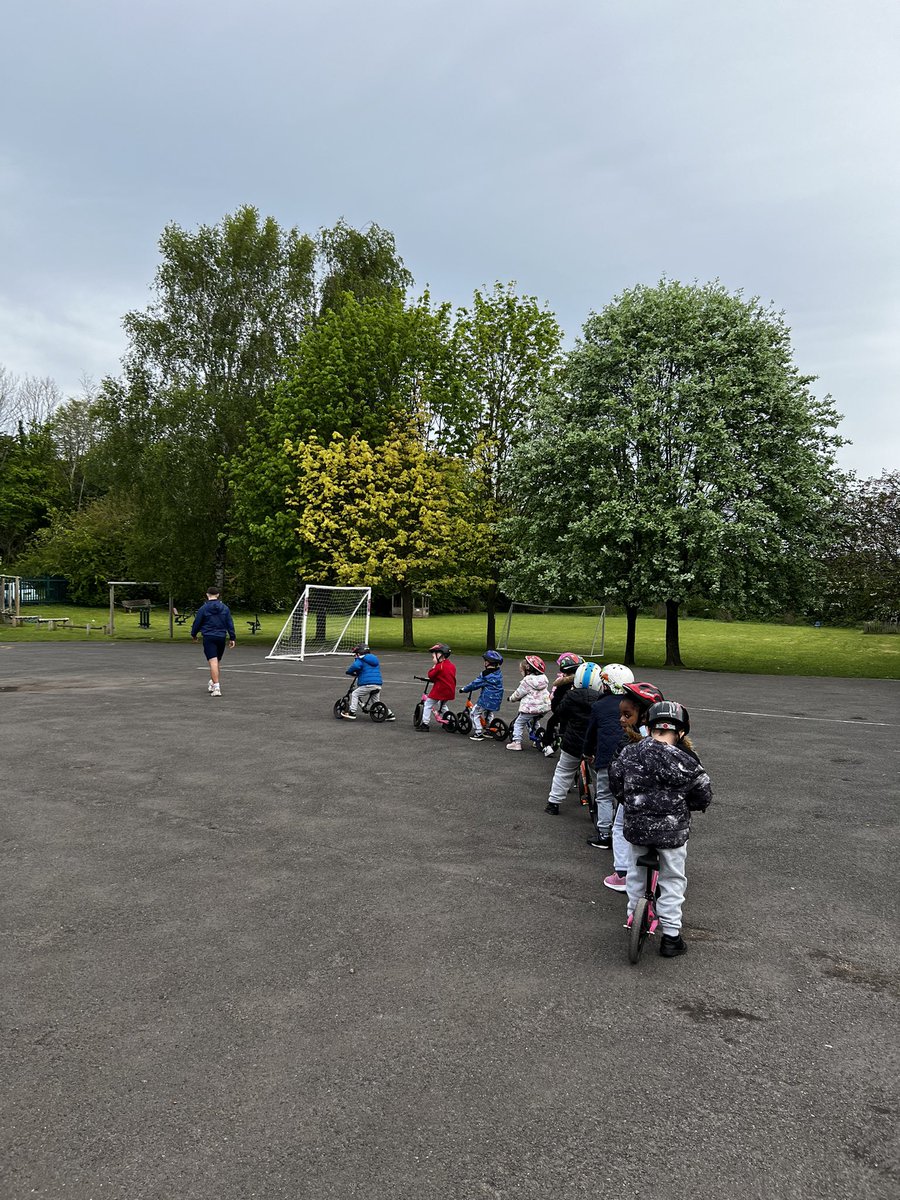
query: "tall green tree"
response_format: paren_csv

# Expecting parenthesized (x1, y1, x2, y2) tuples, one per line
(288, 424, 489, 646)
(502, 280, 844, 666)
(317, 219, 413, 314)
(451, 283, 564, 645)
(94, 206, 318, 591)
(0, 424, 66, 563)
(228, 292, 458, 603)
(822, 470, 900, 623)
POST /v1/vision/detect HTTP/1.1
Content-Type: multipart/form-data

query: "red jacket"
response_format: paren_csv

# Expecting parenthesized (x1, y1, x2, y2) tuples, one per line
(427, 659, 457, 701)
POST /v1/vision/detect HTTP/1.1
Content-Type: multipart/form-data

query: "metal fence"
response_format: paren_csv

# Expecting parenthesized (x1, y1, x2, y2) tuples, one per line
(15, 577, 69, 605)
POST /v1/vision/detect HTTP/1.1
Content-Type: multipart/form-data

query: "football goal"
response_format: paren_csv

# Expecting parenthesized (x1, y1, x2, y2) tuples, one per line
(268, 585, 371, 661)
(499, 601, 606, 660)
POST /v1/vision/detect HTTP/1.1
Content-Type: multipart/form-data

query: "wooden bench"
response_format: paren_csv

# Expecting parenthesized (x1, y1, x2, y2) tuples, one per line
(5, 615, 72, 629)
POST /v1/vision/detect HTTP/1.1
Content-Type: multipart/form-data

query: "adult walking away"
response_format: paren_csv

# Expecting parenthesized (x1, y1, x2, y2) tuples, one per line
(191, 587, 236, 697)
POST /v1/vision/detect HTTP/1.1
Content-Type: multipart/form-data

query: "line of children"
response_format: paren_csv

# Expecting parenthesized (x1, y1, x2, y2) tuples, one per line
(337, 639, 712, 958)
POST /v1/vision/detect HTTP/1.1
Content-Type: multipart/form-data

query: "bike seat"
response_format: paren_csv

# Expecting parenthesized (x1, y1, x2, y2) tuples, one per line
(635, 850, 660, 869)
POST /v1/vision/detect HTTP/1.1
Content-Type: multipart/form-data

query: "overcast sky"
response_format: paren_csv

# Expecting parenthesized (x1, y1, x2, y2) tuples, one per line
(1, 0, 897, 475)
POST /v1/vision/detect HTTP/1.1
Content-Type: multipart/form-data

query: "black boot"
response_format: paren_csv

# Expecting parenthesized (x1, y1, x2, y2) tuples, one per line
(659, 933, 687, 958)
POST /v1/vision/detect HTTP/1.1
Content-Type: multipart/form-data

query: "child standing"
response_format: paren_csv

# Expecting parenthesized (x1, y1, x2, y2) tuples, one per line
(582, 663, 635, 849)
(542, 653, 583, 755)
(506, 655, 551, 750)
(342, 644, 395, 720)
(608, 700, 712, 958)
(459, 650, 504, 741)
(542, 660, 602, 811)
(603, 681, 663, 891)
(417, 643, 457, 731)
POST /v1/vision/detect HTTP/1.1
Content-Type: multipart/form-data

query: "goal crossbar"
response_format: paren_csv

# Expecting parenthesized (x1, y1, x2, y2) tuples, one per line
(499, 601, 606, 660)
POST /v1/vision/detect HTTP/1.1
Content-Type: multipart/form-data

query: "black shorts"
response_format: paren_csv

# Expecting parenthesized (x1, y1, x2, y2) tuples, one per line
(202, 635, 227, 662)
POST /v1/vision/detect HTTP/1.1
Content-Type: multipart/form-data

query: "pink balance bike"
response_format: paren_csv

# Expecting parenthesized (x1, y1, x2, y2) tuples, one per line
(627, 848, 661, 964)
(412, 676, 458, 732)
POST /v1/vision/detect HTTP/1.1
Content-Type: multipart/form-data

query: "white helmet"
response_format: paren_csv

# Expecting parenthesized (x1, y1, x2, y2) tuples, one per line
(573, 661, 603, 691)
(601, 663, 635, 695)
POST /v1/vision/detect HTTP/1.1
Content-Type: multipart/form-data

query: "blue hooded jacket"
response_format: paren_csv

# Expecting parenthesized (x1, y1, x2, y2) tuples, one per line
(346, 653, 383, 687)
(191, 599, 235, 640)
(460, 666, 504, 712)
(584, 691, 627, 767)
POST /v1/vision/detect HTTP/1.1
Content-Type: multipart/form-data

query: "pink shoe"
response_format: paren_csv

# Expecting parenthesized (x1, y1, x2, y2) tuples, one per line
(603, 872, 627, 892)
(506, 741, 522, 751)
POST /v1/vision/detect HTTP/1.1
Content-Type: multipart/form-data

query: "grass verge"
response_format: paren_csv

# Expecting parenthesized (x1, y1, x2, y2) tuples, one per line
(1, 606, 898, 679)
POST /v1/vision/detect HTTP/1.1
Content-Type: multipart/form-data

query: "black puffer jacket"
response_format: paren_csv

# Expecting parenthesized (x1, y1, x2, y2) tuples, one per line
(553, 685, 601, 757)
(608, 737, 712, 848)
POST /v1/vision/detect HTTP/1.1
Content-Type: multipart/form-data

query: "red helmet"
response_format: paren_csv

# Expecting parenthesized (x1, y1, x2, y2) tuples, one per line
(428, 643, 451, 658)
(621, 681, 664, 710)
(524, 654, 546, 674)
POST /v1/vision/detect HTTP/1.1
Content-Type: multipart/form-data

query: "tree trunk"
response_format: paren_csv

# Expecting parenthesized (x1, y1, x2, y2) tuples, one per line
(214, 538, 226, 592)
(624, 605, 639, 666)
(401, 584, 415, 649)
(664, 599, 683, 667)
(485, 581, 497, 650)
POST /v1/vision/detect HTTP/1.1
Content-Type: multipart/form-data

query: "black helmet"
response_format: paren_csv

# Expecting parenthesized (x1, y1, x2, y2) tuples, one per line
(483, 650, 503, 666)
(647, 700, 690, 735)
(350, 643, 370, 656)
(429, 642, 451, 658)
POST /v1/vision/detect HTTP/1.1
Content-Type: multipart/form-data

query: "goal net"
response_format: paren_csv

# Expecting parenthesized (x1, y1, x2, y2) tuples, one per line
(268, 585, 371, 661)
(499, 602, 606, 660)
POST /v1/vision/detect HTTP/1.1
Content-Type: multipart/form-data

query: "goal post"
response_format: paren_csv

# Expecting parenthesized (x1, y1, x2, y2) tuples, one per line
(499, 601, 606, 660)
(268, 585, 371, 661)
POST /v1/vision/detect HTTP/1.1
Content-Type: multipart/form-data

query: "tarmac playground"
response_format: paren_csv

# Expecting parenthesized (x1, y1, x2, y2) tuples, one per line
(2, 641, 898, 1200)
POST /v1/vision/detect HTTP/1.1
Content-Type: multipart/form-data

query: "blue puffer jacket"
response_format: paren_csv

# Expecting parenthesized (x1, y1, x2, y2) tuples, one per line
(460, 667, 504, 712)
(346, 653, 383, 687)
(584, 692, 626, 767)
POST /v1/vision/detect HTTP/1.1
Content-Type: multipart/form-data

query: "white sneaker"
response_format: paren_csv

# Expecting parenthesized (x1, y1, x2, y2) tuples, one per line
(506, 741, 522, 751)
(207, 679, 214, 693)
(211, 685, 221, 697)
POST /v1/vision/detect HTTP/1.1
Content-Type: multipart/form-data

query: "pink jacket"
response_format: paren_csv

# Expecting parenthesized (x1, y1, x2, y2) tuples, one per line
(509, 673, 551, 715)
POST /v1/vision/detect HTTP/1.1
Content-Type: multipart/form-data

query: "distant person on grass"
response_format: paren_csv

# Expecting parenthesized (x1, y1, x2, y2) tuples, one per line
(191, 587, 236, 697)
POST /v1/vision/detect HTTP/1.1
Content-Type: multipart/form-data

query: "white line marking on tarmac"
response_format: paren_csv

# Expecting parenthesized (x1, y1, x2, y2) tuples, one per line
(199, 666, 425, 687)
(693, 707, 896, 728)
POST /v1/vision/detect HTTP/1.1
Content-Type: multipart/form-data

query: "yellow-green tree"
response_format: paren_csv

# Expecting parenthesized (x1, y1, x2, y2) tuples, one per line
(287, 423, 490, 646)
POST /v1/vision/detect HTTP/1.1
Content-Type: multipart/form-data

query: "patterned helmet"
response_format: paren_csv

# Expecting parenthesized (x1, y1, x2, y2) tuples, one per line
(573, 661, 603, 690)
(556, 653, 583, 673)
(600, 663, 634, 694)
(648, 700, 690, 735)
(429, 643, 451, 658)
(524, 654, 546, 674)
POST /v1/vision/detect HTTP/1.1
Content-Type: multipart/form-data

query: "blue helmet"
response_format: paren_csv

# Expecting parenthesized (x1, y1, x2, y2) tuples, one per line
(483, 650, 504, 666)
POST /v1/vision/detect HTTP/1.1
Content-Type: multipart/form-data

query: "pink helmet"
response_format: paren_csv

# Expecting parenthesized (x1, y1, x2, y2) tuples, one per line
(556, 652, 583, 673)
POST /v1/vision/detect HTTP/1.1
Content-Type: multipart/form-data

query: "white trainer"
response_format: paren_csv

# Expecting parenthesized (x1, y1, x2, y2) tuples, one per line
(207, 679, 214, 693)
(211, 685, 221, 697)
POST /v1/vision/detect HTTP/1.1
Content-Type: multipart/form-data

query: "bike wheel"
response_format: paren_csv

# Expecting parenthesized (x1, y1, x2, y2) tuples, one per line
(443, 712, 458, 733)
(488, 718, 508, 741)
(413, 702, 424, 729)
(628, 897, 650, 964)
(333, 698, 349, 720)
(369, 702, 389, 723)
(456, 712, 473, 735)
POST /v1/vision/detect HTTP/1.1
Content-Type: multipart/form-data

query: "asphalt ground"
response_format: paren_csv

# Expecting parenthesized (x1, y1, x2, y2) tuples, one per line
(2, 642, 898, 1200)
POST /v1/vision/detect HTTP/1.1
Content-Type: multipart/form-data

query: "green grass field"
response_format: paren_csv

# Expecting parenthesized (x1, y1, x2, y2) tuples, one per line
(2, 604, 898, 678)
